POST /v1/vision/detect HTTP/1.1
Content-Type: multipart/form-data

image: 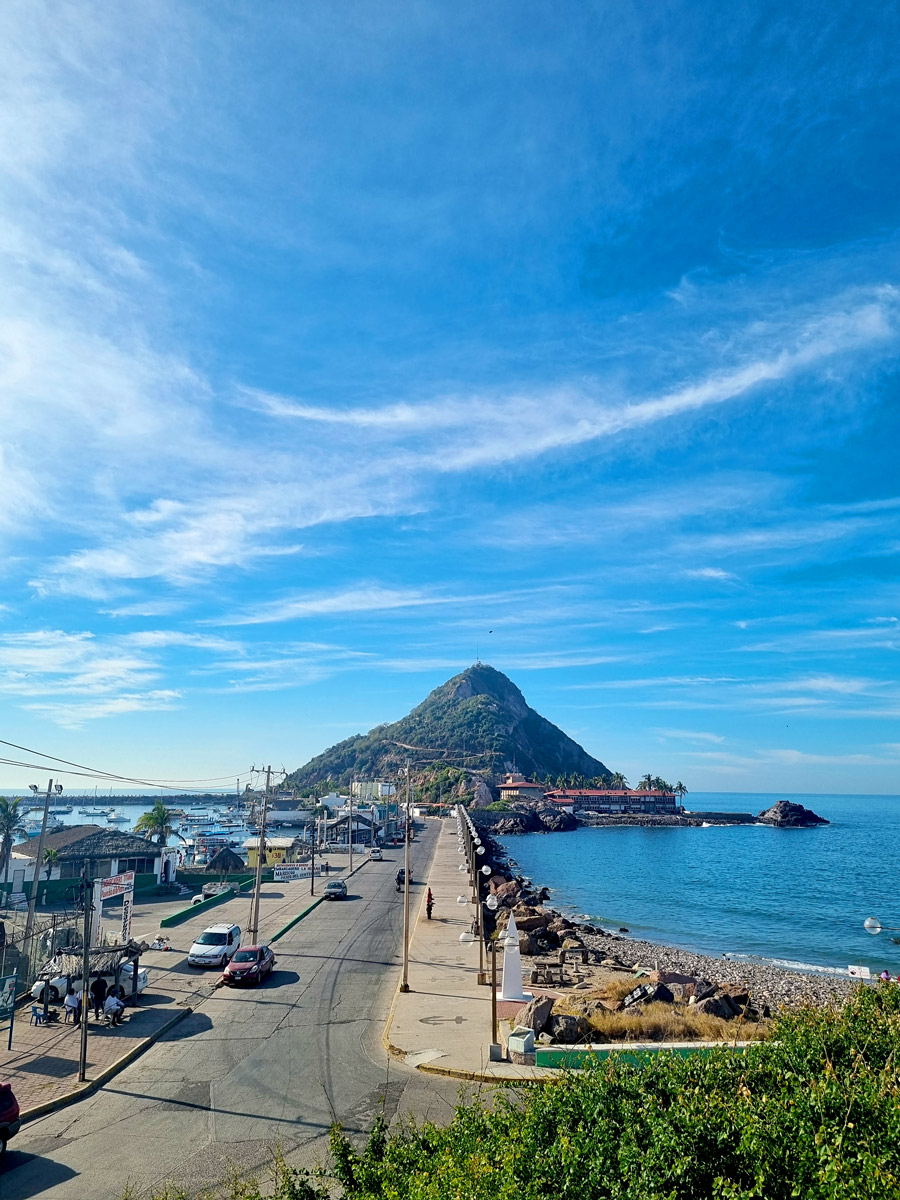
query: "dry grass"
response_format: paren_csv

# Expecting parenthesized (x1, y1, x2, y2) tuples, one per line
(553, 986, 769, 1043)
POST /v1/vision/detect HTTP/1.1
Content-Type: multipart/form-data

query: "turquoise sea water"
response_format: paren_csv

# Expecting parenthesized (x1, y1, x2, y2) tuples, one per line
(499, 793, 900, 976)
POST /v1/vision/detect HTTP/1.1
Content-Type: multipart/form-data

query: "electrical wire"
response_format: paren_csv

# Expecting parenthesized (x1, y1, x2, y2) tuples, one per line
(0, 736, 257, 791)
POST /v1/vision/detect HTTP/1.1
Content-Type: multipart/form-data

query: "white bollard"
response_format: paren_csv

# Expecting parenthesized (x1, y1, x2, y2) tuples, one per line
(499, 914, 529, 1001)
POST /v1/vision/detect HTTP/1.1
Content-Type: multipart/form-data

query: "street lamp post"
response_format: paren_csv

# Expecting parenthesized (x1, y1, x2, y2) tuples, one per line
(399, 765, 413, 992)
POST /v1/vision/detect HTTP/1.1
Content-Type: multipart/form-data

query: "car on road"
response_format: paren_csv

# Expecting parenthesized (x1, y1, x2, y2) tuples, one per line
(187, 922, 242, 968)
(222, 944, 275, 986)
(395, 868, 412, 891)
(0, 1082, 20, 1160)
(369, 847, 383, 861)
(31, 960, 149, 1003)
(323, 880, 348, 900)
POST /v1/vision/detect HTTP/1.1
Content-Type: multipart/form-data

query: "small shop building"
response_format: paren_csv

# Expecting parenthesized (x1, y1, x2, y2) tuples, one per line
(5, 825, 177, 904)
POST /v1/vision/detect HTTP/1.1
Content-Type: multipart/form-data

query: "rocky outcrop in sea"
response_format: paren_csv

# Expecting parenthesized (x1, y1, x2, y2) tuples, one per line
(756, 800, 829, 827)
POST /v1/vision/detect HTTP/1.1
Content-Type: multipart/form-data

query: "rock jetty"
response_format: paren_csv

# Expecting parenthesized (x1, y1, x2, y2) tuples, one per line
(757, 800, 829, 827)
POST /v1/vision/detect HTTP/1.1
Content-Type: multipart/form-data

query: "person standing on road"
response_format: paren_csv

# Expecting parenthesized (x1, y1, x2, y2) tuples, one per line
(90, 975, 107, 1020)
(426, 888, 434, 920)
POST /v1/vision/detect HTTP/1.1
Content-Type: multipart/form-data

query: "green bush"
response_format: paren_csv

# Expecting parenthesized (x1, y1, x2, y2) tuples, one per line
(145, 985, 900, 1200)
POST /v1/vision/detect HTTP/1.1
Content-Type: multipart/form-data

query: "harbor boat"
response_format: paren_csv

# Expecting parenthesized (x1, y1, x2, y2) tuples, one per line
(106, 812, 130, 824)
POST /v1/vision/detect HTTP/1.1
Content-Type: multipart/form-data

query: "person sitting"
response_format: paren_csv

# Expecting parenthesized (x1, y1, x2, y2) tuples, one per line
(880, 970, 891, 981)
(103, 991, 125, 1026)
(90, 975, 108, 1020)
(63, 986, 81, 1025)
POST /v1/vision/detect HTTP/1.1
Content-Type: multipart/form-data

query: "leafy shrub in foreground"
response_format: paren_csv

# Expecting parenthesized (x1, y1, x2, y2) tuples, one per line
(330, 984, 900, 1200)
(144, 985, 900, 1200)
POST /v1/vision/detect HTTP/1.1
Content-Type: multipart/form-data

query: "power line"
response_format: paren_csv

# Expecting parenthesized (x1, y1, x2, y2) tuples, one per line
(0, 736, 257, 791)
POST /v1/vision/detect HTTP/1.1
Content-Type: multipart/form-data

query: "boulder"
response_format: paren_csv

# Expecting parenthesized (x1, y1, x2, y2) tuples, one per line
(511, 906, 548, 932)
(514, 994, 555, 1035)
(491, 880, 522, 906)
(694, 994, 736, 1020)
(535, 807, 578, 832)
(518, 931, 538, 956)
(548, 1013, 590, 1044)
(547, 918, 575, 936)
(720, 985, 751, 1009)
(756, 800, 829, 827)
(649, 970, 700, 988)
(683, 979, 716, 1002)
(646, 983, 675, 1005)
(561, 936, 584, 950)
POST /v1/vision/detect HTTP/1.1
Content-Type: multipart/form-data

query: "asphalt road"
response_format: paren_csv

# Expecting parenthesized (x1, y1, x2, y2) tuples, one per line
(2, 824, 461, 1200)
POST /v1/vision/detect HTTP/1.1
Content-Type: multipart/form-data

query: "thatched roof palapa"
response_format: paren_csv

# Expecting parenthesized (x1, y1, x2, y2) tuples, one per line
(39, 940, 143, 980)
(206, 847, 246, 873)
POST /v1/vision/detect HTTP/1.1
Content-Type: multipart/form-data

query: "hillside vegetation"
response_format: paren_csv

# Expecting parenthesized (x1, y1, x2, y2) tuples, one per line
(285, 664, 611, 796)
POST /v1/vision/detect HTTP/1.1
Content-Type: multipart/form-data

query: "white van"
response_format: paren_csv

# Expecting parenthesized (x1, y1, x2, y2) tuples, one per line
(187, 923, 241, 969)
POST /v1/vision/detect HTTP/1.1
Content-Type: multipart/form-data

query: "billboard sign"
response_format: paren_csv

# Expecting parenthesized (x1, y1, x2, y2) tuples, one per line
(121, 892, 134, 942)
(848, 964, 872, 979)
(100, 871, 135, 902)
(273, 864, 324, 881)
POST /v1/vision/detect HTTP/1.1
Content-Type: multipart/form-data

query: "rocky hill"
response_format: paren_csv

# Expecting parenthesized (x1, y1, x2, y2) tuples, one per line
(285, 663, 611, 800)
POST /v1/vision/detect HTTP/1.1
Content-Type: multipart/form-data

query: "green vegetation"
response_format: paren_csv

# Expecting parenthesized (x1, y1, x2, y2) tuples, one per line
(134, 799, 176, 844)
(285, 664, 611, 793)
(145, 984, 900, 1199)
(0, 795, 24, 890)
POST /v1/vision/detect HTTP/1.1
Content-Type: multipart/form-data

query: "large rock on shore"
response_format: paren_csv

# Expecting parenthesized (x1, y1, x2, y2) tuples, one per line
(757, 800, 829, 827)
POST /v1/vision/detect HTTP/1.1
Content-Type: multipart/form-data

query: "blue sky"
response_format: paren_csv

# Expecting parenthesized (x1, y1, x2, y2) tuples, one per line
(1, 1, 899, 794)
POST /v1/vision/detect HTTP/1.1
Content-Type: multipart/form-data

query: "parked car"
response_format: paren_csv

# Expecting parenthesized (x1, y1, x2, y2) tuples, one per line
(222, 944, 276, 986)
(0, 1082, 20, 1160)
(187, 922, 241, 968)
(369, 847, 383, 861)
(31, 960, 149, 1003)
(323, 880, 348, 900)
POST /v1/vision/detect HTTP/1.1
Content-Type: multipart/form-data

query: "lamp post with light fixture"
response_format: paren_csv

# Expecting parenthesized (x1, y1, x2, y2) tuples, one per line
(22, 779, 63, 977)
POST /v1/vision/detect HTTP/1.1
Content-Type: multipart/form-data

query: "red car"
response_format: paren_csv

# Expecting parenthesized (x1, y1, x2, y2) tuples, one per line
(221, 944, 275, 986)
(0, 1082, 20, 1160)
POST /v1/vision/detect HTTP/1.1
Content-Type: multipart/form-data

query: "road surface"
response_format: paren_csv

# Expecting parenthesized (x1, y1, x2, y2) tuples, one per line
(2, 824, 460, 1199)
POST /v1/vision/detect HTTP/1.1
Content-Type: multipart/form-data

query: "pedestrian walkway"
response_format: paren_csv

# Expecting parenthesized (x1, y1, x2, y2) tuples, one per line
(1, 870, 352, 1116)
(385, 819, 553, 1080)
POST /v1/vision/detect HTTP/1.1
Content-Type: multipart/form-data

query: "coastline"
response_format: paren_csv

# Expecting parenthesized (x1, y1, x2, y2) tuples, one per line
(490, 836, 860, 1006)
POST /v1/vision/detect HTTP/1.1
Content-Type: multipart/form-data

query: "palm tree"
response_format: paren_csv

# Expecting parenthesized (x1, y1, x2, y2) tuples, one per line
(134, 800, 175, 845)
(43, 847, 59, 880)
(638, 773, 654, 791)
(674, 781, 688, 812)
(608, 772, 628, 790)
(1, 796, 24, 895)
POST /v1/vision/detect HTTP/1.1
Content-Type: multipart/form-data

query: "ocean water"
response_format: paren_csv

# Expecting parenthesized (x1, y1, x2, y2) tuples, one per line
(498, 793, 900, 976)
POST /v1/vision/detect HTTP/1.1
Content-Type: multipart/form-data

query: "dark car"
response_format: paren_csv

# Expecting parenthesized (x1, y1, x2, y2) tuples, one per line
(395, 868, 413, 892)
(324, 879, 348, 900)
(222, 944, 275, 986)
(0, 1082, 21, 1160)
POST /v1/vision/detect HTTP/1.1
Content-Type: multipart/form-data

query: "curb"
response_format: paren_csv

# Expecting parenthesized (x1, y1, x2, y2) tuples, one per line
(268, 857, 370, 943)
(19, 1005, 193, 1124)
(270, 895, 325, 942)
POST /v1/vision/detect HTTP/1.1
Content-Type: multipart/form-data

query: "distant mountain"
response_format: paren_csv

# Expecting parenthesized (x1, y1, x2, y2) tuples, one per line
(285, 664, 611, 797)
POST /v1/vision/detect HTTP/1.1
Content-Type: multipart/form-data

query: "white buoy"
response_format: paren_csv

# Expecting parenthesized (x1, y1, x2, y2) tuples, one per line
(499, 914, 528, 1001)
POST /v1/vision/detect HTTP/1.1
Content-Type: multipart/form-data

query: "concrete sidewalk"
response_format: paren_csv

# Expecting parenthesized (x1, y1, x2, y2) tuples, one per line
(384, 819, 554, 1081)
(2, 867, 362, 1117)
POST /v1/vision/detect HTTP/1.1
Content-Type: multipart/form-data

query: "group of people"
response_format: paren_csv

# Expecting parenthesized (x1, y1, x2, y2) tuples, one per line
(878, 970, 900, 983)
(62, 977, 127, 1026)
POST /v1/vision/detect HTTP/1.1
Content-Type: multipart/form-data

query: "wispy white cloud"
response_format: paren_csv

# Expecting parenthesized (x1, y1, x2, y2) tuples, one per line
(654, 727, 726, 743)
(682, 567, 737, 581)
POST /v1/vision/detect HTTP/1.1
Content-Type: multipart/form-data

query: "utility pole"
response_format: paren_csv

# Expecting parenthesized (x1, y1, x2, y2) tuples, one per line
(310, 809, 316, 896)
(78, 863, 93, 1083)
(247, 765, 271, 943)
(400, 762, 412, 993)
(22, 779, 59, 976)
(348, 778, 354, 874)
